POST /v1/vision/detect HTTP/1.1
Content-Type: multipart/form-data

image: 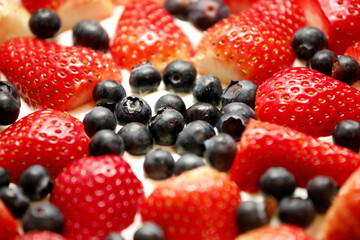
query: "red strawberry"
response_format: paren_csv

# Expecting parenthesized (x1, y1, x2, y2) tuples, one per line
(51, 154, 145, 240)
(194, 0, 305, 85)
(229, 119, 360, 193)
(255, 67, 360, 137)
(298, 0, 360, 55)
(0, 37, 122, 111)
(14, 231, 69, 240)
(235, 224, 315, 240)
(345, 41, 360, 62)
(22, 0, 62, 13)
(110, 0, 194, 72)
(222, 0, 259, 13)
(0, 109, 90, 182)
(141, 167, 241, 240)
(0, 199, 18, 240)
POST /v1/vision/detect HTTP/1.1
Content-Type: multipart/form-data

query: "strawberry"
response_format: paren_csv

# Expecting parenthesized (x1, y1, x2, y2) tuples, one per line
(110, 0, 194, 72)
(298, 0, 360, 55)
(51, 154, 145, 240)
(345, 41, 360, 62)
(235, 224, 315, 240)
(0, 109, 90, 182)
(22, 0, 62, 13)
(229, 119, 360, 193)
(222, 0, 259, 13)
(255, 67, 360, 137)
(14, 231, 69, 240)
(141, 167, 241, 240)
(194, 0, 305, 86)
(0, 199, 18, 240)
(0, 37, 122, 111)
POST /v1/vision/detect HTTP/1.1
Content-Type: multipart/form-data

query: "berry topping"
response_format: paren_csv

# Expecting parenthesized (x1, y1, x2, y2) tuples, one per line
(134, 222, 165, 240)
(129, 62, 162, 94)
(114, 96, 152, 125)
(192, 74, 223, 105)
(306, 49, 337, 76)
(118, 122, 153, 155)
(92, 79, 126, 112)
(184, 102, 219, 126)
(331, 55, 360, 85)
(173, 153, 205, 176)
(0, 167, 10, 188)
(89, 129, 125, 156)
(143, 149, 175, 180)
(278, 197, 316, 228)
(0, 199, 18, 239)
(221, 80, 258, 109)
(83, 106, 117, 138)
(236, 201, 268, 233)
(332, 119, 360, 153)
(0, 81, 21, 125)
(162, 60, 197, 93)
(0, 186, 30, 218)
(29, 9, 61, 39)
(154, 94, 186, 115)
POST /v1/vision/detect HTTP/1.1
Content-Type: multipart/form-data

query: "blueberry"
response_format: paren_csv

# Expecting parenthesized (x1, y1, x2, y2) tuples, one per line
(154, 94, 186, 115)
(104, 233, 125, 240)
(278, 197, 316, 228)
(83, 106, 117, 138)
(204, 133, 237, 172)
(118, 122, 153, 155)
(176, 120, 216, 156)
(73, 19, 109, 52)
(0, 186, 30, 217)
(192, 74, 222, 105)
(134, 222, 165, 240)
(236, 201, 268, 233)
(187, 0, 230, 31)
(0, 81, 20, 102)
(0, 167, 10, 188)
(18, 165, 53, 201)
(306, 49, 337, 76)
(163, 60, 197, 92)
(130, 62, 162, 94)
(29, 9, 61, 39)
(174, 154, 205, 176)
(0, 81, 21, 125)
(331, 55, 360, 86)
(149, 109, 184, 146)
(292, 26, 328, 60)
(221, 80, 258, 108)
(216, 102, 256, 141)
(184, 102, 219, 126)
(89, 129, 125, 156)
(332, 119, 360, 153)
(93, 79, 126, 112)
(143, 149, 175, 180)
(164, 0, 193, 20)
(307, 176, 339, 213)
(22, 203, 64, 233)
(259, 167, 297, 200)
(114, 96, 152, 125)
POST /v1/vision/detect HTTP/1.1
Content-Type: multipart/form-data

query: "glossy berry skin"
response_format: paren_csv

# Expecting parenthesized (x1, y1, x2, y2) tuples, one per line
(331, 55, 360, 86)
(29, 9, 61, 39)
(0, 81, 21, 125)
(164, 0, 193, 20)
(18, 165, 53, 201)
(259, 167, 297, 200)
(306, 49, 337, 76)
(278, 197, 316, 228)
(306, 176, 339, 213)
(15, 231, 70, 240)
(0, 199, 18, 239)
(174, 153, 205, 176)
(118, 122, 153, 155)
(221, 80, 258, 109)
(187, 0, 230, 31)
(192, 74, 222, 105)
(104, 233, 125, 240)
(204, 133, 237, 172)
(93, 79, 126, 112)
(184, 102, 219, 126)
(73, 19, 109, 53)
(134, 222, 165, 240)
(83, 106, 117, 138)
(114, 96, 152, 125)
(162, 60, 197, 92)
(0, 186, 30, 217)
(236, 201, 268, 233)
(89, 129, 125, 156)
(22, 203, 64, 233)
(144, 149, 175, 180)
(154, 94, 186, 115)
(333, 120, 360, 153)
(292, 27, 328, 60)
(0, 167, 10, 188)
(130, 62, 162, 94)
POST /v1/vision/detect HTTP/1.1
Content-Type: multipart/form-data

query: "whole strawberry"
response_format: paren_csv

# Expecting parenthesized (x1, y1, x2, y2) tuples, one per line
(14, 231, 69, 240)
(0, 109, 90, 182)
(0, 199, 18, 240)
(0, 37, 122, 111)
(51, 155, 145, 240)
(141, 167, 241, 240)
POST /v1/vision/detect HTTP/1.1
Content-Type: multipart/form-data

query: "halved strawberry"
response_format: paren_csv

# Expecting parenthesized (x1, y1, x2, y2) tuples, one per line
(0, 199, 18, 240)
(0, 109, 90, 182)
(255, 67, 360, 137)
(345, 41, 360, 62)
(0, 37, 122, 111)
(110, 0, 194, 72)
(14, 231, 70, 240)
(229, 119, 360, 193)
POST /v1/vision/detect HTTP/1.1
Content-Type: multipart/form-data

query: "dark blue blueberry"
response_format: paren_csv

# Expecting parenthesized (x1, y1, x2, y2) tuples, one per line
(221, 80, 258, 108)
(236, 201, 268, 233)
(331, 55, 360, 85)
(174, 153, 205, 176)
(0, 81, 21, 125)
(154, 94, 186, 115)
(306, 49, 337, 76)
(164, 0, 193, 20)
(92, 79, 126, 112)
(204, 133, 237, 172)
(184, 102, 219, 126)
(117, 122, 153, 155)
(0, 186, 30, 217)
(83, 106, 117, 138)
(332, 119, 360, 153)
(216, 102, 256, 141)
(0, 167, 10, 188)
(18, 165, 53, 201)
(29, 8, 61, 39)
(73, 19, 109, 52)
(0, 81, 20, 102)
(292, 26, 328, 60)
(104, 233, 125, 240)
(22, 203, 64, 233)
(130, 62, 161, 94)
(163, 60, 197, 93)
(278, 197, 316, 228)
(306, 176, 339, 213)
(134, 222, 165, 240)
(259, 167, 297, 200)
(176, 120, 216, 156)
(192, 74, 222, 105)
(143, 149, 175, 180)
(89, 129, 125, 156)
(114, 96, 152, 125)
